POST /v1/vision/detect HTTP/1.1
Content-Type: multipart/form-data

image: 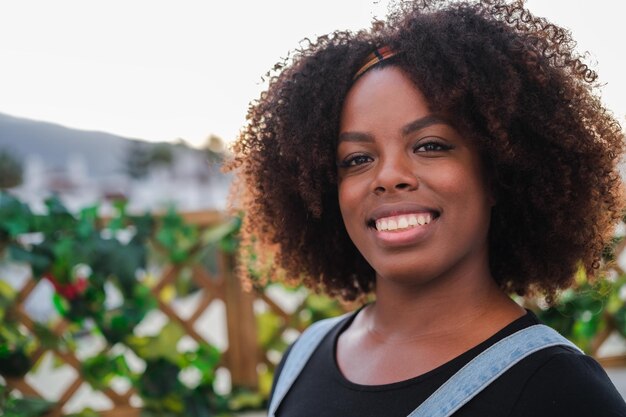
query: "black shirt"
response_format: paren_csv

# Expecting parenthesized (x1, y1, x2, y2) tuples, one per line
(271, 310, 626, 416)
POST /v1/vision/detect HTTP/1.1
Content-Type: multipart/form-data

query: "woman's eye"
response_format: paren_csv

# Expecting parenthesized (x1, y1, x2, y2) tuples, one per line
(339, 154, 372, 167)
(415, 141, 452, 152)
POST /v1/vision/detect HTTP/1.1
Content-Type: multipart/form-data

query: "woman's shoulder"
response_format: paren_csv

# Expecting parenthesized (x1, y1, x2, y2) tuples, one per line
(508, 346, 626, 416)
(268, 311, 357, 403)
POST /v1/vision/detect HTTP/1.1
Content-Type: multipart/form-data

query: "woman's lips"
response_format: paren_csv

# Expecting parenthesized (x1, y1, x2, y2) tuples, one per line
(369, 210, 439, 247)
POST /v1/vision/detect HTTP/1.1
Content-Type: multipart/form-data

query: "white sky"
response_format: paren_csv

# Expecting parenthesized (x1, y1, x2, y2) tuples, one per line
(0, 0, 624, 147)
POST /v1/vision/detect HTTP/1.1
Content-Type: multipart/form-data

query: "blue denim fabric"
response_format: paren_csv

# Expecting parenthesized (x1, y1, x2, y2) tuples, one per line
(407, 324, 581, 417)
(268, 314, 348, 417)
(268, 317, 580, 417)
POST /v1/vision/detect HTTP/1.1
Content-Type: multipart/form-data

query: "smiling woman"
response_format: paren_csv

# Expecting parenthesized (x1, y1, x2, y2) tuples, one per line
(337, 67, 495, 291)
(227, 0, 626, 416)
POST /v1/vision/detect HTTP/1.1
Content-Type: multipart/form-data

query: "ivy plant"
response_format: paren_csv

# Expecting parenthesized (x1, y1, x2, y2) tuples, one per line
(0, 192, 240, 416)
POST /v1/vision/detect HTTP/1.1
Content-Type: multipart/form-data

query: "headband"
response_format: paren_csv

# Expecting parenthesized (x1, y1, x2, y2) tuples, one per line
(352, 46, 398, 81)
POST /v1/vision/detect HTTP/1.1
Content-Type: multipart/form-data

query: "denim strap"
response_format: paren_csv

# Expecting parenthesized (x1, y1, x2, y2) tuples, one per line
(268, 318, 581, 417)
(407, 324, 581, 417)
(268, 314, 349, 417)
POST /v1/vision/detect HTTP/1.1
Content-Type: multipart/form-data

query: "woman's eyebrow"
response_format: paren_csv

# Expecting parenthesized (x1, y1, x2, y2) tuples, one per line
(402, 115, 450, 136)
(338, 115, 450, 143)
(338, 131, 374, 143)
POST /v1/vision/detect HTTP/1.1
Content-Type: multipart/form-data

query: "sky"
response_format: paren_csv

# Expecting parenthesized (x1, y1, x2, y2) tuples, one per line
(0, 0, 624, 148)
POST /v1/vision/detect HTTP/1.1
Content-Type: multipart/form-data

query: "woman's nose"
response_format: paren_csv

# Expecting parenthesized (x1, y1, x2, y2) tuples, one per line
(372, 155, 419, 195)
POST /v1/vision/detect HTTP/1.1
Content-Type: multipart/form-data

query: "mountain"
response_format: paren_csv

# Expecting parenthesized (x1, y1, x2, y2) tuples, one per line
(0, 112, 231, 211)
(0, 112, 155, 177)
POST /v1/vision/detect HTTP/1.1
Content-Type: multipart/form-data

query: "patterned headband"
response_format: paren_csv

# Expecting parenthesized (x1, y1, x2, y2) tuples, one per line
(352, 46, 398, 81)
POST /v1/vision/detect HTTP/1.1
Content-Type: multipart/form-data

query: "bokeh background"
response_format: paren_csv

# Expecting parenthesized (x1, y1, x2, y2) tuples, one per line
(1, 1, 626, 416)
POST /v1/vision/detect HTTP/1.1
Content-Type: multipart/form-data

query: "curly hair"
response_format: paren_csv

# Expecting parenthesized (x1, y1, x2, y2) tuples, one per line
(227, 0, 625, 303)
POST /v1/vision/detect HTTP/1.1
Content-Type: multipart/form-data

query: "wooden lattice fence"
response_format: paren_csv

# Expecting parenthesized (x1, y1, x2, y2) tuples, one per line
(1, 210, 246, 416)
(0, 208, 352, 416)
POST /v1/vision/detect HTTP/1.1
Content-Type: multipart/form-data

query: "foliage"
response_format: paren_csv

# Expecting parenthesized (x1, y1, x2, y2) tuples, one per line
(3, 196, 154, 328)
(0, 280, 36, 377)
(531, 233, 626, 355)
(0, 190, 325, 415)
(64, 409, 102, 417)
(533, 269, 624, 354)
(157, 207, 199, 265)
(0, 383, 55, 417)
(0, 192, 32, 242)
(0, 191, 243, 416)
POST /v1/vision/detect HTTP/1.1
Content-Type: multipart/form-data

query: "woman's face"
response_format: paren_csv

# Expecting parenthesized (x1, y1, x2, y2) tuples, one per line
(337, 66, 494, 287)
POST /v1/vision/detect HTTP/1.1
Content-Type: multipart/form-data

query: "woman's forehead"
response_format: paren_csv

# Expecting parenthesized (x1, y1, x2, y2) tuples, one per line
(340, 66, 432, 131)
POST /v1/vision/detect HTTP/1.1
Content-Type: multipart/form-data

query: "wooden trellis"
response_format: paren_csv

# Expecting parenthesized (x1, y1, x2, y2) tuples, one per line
(1, 210, 261, 416)
(5, 276, 137, 416)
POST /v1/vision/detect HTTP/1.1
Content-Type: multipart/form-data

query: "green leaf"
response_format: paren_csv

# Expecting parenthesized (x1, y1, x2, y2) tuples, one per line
(83, 354, 117, 389)
(156, 208, 199, 264)
(183, 396, 212, 417)
(256, 312, 283, 348)
(155, 322, 186, 363)
(258, 365, 274, 397)
(127, 322, 185, 363)
(202, 217, 241, 246)
(29, 351, 47, 375)
(228, 388, 264, 411)
(31, 323, 61, 350)
(138, 358, 182, 400)
(81, 353, 132, 391)
(99, 300, 151, 345)
(65, 408, 102, 417)
(52, 293, 69, 317)
(0, 192, 33, 236)
(45, 195, 71, 217)
(8, 245, 52, 278)
(129, 213, 155, 242)
(304, 294, 344, 322)
(4, 395, 55, 417)
(184, 343, 221, 383)
(0, 279, 16, 300)
(139, 410, 178, 417)
(76, 205, 98, 239)
(107, 200, 127, 232)
(0, 350, 32, 377)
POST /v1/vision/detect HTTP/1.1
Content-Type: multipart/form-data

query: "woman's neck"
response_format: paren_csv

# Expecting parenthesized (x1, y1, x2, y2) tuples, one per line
(363, 268, 525, 344)
(336, 264, 526, 385)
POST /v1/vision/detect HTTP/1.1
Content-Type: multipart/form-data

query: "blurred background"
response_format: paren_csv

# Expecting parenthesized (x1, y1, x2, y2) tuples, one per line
(1, 1, 626, 416)
(0, 0, 624, 212)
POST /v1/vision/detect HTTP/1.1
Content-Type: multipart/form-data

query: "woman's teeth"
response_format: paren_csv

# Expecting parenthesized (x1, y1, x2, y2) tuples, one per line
(375, 213, 432, 231)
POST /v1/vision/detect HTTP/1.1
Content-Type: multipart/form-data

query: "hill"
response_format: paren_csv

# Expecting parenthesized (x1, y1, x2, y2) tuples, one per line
(0, 113, 160, 177)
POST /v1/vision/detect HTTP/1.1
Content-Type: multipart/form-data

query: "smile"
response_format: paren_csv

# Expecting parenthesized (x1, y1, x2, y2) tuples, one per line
(374, 212, 434, 232)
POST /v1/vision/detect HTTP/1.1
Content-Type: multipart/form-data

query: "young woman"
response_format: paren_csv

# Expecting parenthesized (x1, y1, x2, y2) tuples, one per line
(228, 0, 626, 415)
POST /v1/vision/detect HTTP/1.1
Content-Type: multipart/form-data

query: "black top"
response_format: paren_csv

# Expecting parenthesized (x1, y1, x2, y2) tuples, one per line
(270, 310, 626, 416)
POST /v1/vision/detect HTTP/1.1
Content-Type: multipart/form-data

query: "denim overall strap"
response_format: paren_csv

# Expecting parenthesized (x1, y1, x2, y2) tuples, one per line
(268, 314, 348, 417)
(407, 324, 582, 417)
